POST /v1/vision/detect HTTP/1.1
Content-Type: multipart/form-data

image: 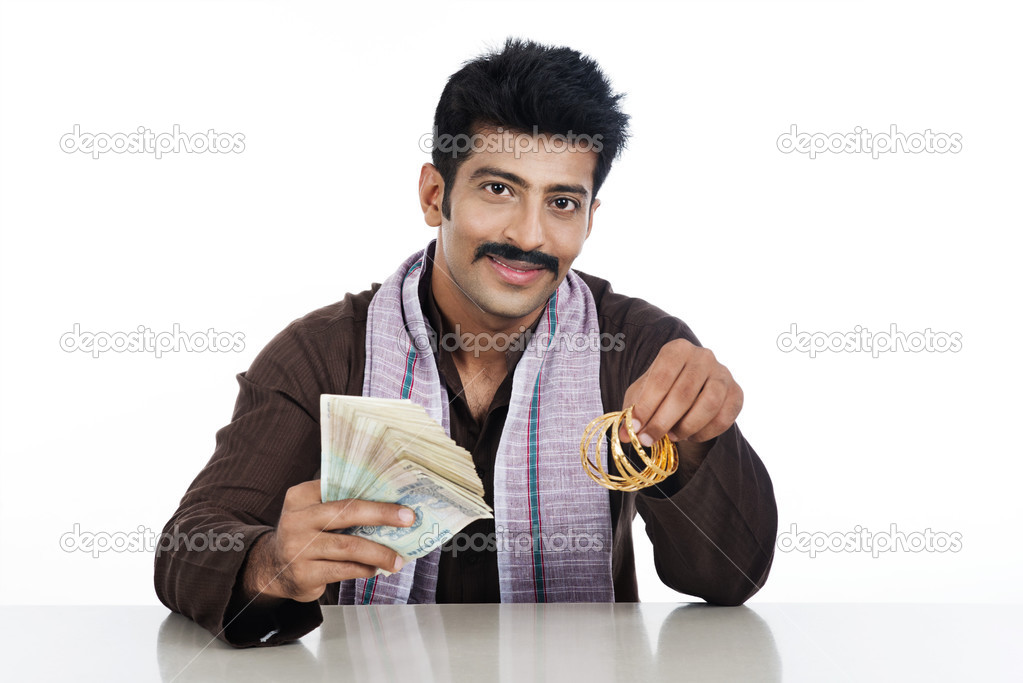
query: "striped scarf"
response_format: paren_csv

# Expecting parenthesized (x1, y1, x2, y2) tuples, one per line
(338, 239, 613, 603)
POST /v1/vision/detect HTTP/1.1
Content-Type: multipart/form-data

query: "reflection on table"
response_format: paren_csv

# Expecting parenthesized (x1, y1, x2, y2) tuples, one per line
(155, 602, 780, 682)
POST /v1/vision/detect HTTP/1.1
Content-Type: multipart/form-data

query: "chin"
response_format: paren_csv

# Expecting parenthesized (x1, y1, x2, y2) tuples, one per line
(482, 303, 534, 320)
(504, 291, 558, 318)
(476, 293, 539, 320)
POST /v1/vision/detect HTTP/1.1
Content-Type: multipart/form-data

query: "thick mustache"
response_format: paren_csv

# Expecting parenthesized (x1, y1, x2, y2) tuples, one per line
(474, 243, 559, 272)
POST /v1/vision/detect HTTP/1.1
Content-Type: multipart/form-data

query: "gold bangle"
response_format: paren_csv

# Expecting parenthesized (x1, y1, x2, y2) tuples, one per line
(579, 405, 679, 491)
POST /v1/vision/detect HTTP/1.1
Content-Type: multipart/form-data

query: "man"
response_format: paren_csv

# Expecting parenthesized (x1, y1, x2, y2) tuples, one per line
(154, 37, 778, 647)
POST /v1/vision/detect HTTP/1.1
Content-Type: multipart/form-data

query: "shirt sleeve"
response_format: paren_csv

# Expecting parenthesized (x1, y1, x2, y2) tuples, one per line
(629, 317, 777, 605)
(633, 420, 777, 605)
(153, 314, 347, 647)
(581, 270, 778, 605)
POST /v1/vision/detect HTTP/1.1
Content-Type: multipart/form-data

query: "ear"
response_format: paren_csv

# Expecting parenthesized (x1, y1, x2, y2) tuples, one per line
(585, 197, 600, 239)
(419, 163, 444, 228)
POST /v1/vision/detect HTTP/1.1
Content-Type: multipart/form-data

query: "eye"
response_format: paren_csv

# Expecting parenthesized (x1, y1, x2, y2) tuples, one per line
(484, 182, 510, 196)
(552, 197, 580, 212)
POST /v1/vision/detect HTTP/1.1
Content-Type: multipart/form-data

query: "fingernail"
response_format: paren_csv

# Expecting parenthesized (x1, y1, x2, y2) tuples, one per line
(631, 419, 642, 433)
(399, 508, 414, 524)
(394, 556, 404, 571)
(639, 433, 653, 448)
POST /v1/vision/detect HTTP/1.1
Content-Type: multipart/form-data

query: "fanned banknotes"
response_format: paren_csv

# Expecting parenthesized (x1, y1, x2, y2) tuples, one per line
(319, 395, 493, 574)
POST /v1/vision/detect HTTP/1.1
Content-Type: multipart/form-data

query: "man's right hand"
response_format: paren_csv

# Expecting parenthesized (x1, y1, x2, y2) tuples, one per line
(239, 480, 415, 604)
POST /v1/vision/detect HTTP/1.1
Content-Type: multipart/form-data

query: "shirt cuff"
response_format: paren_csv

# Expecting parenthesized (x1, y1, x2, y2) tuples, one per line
(636, 435, 721, 500)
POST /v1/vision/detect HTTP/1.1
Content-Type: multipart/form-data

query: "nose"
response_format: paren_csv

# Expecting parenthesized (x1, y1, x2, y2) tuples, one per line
(501, 201, 546, 254)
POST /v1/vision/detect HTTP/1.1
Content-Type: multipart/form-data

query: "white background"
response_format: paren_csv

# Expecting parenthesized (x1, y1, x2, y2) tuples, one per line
(0, 0, 1020, 607)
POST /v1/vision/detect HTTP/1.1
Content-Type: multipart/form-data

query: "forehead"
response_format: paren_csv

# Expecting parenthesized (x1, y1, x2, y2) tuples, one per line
(455, 127, 598, 189)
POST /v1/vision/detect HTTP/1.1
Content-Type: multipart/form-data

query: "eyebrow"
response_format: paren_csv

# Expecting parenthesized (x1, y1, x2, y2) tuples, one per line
(468, 166, 590, 199)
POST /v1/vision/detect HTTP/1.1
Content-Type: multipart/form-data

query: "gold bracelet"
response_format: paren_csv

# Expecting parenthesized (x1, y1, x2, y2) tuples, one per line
(579, 405, 679, 491)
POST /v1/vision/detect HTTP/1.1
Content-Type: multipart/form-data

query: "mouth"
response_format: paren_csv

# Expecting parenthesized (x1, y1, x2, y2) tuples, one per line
(486, 254, 547, 286)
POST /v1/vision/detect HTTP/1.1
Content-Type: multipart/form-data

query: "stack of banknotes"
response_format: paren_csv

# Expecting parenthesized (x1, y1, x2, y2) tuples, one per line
(319, 394, 493, 573)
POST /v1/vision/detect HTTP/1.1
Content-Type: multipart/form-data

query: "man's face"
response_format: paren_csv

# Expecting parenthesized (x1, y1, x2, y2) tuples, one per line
(421, 128, 601, 327)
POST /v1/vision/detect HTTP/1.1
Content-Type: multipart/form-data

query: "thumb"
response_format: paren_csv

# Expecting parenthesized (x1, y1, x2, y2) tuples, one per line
(618, 379, 646, 444)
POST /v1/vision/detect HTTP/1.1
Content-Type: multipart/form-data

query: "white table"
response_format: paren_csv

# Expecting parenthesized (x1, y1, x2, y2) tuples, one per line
(1, 603, 1017, 681)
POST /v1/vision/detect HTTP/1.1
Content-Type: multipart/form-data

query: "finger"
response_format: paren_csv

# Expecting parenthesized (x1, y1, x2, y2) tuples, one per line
(673, 376, 730, 441)
(282, 480, 325, 513)
(638, 362, 710, 446)
(284, 559, 383, 602)
(310, 558, 387, 587)
(304, 498, 416, 534)
(318, 532, 407, 573)
(689, 383, 743, 442)
(618, 356, 685, 443)
(618, 373, 649, 443)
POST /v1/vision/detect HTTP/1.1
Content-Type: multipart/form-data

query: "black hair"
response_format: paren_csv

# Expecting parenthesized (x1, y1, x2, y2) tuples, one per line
(430, 37, 631, 220)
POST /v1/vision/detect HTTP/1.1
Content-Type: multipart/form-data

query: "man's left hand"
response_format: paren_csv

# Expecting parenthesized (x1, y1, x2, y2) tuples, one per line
(618, 338, 744, 467)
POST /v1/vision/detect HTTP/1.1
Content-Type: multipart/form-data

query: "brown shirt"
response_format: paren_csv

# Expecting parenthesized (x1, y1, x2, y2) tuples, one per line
(153, 250, 778, 647)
